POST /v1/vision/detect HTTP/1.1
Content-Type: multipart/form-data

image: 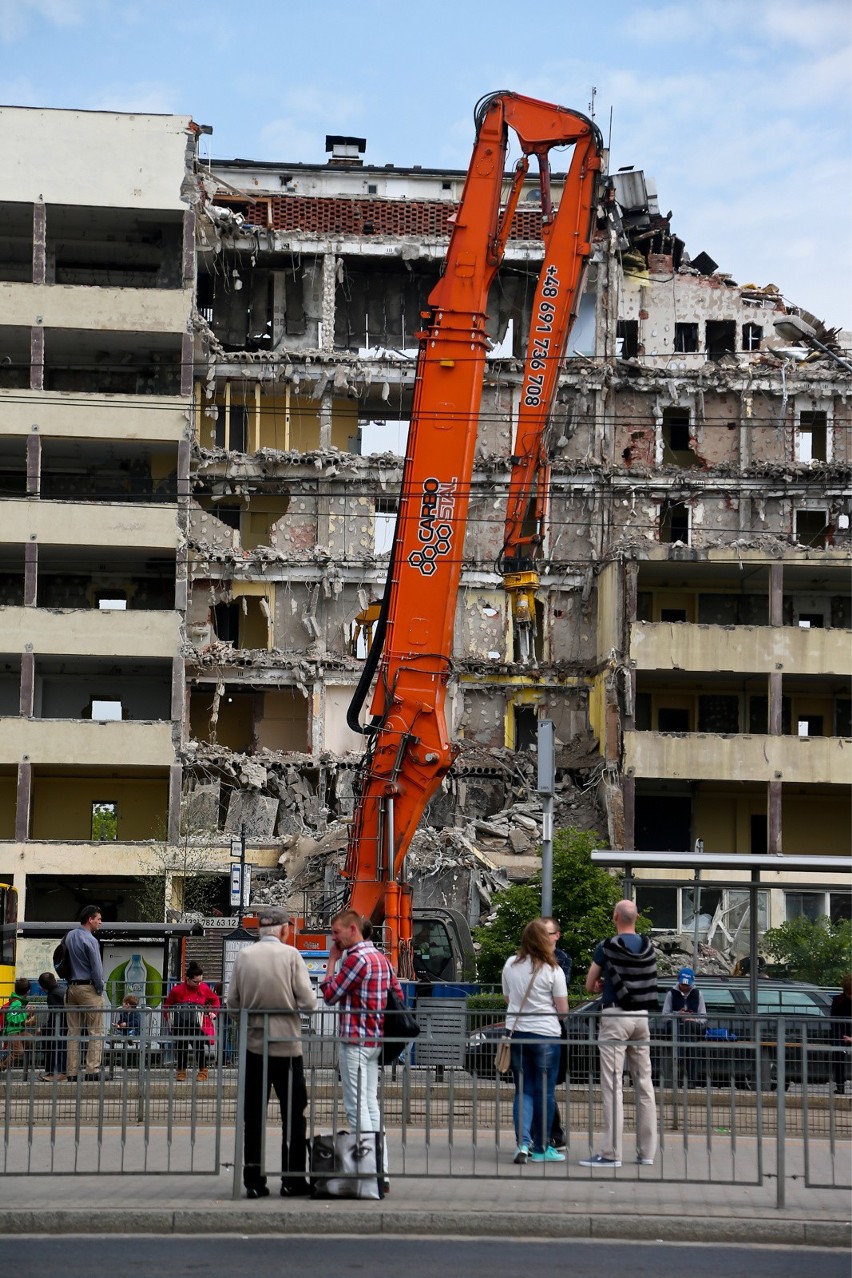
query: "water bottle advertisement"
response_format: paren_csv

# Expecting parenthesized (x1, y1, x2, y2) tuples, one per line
(103, 945, 164, 1008)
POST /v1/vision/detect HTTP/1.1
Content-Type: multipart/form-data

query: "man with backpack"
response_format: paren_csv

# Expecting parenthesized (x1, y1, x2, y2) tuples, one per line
(580, 899, 658, 1169)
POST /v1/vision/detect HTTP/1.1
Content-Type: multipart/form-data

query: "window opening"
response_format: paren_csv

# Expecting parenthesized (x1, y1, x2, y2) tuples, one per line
(657, 707, 690, 732)
(797, 613, 823, 628)
(705, 320, 736, 361)
(616, 320, 639, 359)
(91, 698, 122, 721)
(213, 601, 240, 644)
(92, 801, 117, 840)
(796, 410, 827, 463)
(96, 592, 127, 611)
(659, 500, 690, 544)
(697, 694, 739, 733)
(215, 505, 242, 531)
(513, 705, 538, 750)
(742, 323, 763, 352)
(795, 509, 827, 548)
(796, 715, 823, 737)
(834, 699, 851, 736)
(374, 498, 398, 556)
(674, 322, 698, 353)
(659, 608, 687, 624)
(661, 407, 696, 465)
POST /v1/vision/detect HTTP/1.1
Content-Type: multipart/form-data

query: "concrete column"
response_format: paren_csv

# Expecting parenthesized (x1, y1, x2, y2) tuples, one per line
(24, 541, 37, 607)
(167, 764, 182, 845)
(30, 328, 44, 391)
(180, 332, 193, 398)
(32, 203, 46, 285)
(321, 253, 336, 353)
(622, 772, 635, 848)
(769, 670, 783, 736)
(26, 431, 41, 497)
(318, 386, 333, 449)
(769, 562, 783, 627)
(19, 650, 34, 718)
(15, 762, 32, 842)
(182, 208, 195, 286)
(768, 779, 782, 855)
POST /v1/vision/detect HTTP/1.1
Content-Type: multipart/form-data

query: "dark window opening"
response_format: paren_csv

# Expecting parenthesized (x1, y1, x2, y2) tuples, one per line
(634, 692, 652, 731)
(662, 407, 693, 463)
(795, 509, 828, 548)
(635, 793, 692, 852)
(636, 592, 653, 622)
(698, 593, 769, 625)
(215, 505, 242, 531)
(830, 893, 851, 923)
(514, 705, 538, 751)
(635, 886, 677, 930)
(797, 410, 827, 463)
(797, 715, 823, 738)
(750, 813, 768, 856)
(658, 707, 690, 732)
(749, 696, 792, 734)
(797, 612, 824, 629)
(835, 699, 852, 736)
(214, 404, 249, 452)
(705, 320, 736, 361)
(698, 694, 739, 733)
(660, 500, 690, 544)
(660, 608, 687, 623)
(617, 320, 639, 359)
(213, 602, 239, 644)
(674, 322, 698, 353)
(742, 322, 763, 352)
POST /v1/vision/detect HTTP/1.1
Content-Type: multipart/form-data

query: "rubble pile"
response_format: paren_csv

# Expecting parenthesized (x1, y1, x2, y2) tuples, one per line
(654, 933, 740, 979)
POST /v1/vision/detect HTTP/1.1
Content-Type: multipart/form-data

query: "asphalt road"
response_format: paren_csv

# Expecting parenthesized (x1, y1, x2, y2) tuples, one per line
(4, 1236, 847, 1277)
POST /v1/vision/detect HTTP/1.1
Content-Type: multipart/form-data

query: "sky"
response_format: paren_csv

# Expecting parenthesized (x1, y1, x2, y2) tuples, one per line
(1, 0, 850, 329)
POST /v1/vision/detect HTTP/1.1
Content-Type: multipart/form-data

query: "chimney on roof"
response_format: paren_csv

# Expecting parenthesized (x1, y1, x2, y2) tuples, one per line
(326, 135, 366, 168)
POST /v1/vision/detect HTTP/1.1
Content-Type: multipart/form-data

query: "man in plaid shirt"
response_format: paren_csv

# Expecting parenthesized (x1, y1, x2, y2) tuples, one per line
(321, 910, 404, 1179)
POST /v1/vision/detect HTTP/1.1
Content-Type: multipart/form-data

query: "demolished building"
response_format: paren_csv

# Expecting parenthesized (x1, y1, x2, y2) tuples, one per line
(1, 111, 849, 972)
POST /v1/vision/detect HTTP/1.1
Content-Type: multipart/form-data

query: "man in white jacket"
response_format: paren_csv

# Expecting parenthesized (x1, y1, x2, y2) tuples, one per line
(228, 906, 317, 1199)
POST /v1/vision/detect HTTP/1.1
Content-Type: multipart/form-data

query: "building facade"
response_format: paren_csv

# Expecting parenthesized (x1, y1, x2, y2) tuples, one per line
(2, 112, 849, 965)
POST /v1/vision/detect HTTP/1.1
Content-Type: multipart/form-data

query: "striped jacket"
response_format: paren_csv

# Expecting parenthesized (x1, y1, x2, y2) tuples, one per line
(600, 935, 658, 1011)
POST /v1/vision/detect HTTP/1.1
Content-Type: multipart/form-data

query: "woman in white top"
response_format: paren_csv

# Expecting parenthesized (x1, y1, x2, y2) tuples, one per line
(501, 917, 569, 1164)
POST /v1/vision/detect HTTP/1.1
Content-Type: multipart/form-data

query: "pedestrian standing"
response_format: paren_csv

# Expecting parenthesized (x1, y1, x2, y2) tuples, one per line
(164, 962, 220, 1082)
(580, 900, 658, 1169)
(541, 917, 572, 1150)
(63, 904, 106, 1080)
(37, 971, 66, 1080)
(227, 907, 317, 1199)
(320, 910, 404, 1184)
(830, 973, 851, 1096)
(502, 918, 568, 1164)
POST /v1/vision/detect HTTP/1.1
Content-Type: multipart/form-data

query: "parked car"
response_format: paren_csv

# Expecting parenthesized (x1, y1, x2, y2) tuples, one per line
(463, 979, 834, 1089)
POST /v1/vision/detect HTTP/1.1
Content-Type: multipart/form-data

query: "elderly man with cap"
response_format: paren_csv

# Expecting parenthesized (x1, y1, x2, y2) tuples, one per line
(227, 906, 317, 1199)
(662, 966, 707, 1086)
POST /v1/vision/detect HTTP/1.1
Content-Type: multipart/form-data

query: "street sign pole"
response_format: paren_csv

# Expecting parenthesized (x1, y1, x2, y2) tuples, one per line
(537, 719, 555, 918)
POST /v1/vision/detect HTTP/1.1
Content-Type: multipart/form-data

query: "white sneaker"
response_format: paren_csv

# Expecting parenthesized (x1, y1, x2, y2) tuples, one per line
(636, 1157, 654, 1165)
(579, 1153, 622, 1168)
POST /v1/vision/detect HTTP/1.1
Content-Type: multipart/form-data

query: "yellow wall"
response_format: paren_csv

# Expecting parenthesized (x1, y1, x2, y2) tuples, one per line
(31, 775, 169, 839)
(257, 689, 309, 751)
(595, 561, 620, 664)
(781, 795, 851, 855)
(189, 691, 254, 752)
(0, 773, 15, 838)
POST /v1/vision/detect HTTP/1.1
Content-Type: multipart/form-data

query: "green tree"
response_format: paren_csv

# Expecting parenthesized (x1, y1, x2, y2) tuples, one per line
(475, 827, 624, 985)
(763, 915, 852, 986)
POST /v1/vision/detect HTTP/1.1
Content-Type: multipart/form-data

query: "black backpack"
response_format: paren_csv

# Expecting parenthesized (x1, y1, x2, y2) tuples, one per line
(54, 937, 72, 981)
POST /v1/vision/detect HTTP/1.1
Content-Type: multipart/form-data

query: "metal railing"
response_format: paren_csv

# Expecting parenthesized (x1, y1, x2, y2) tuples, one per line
(0, 1007, 848, 1207)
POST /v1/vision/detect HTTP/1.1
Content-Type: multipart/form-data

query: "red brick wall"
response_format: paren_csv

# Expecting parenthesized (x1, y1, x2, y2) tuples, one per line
(242, 196, 543, 240)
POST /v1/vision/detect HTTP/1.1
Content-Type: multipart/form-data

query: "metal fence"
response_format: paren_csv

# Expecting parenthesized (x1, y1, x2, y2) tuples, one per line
(0, 1007, 849, 1207)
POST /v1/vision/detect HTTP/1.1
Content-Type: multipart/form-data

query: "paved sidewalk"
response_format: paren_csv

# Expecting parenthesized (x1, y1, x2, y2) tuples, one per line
(0, 1130, 849, 1246)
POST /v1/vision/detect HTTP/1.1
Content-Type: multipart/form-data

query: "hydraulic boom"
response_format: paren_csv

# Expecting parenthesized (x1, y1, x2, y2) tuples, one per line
(344, 92, 604, 971)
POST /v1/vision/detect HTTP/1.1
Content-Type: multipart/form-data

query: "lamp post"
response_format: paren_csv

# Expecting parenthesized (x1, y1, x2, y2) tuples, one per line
(773, 315, 852, 373)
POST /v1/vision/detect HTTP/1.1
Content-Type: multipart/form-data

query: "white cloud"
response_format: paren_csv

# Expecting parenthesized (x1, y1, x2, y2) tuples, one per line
(0, 0, 99, 43)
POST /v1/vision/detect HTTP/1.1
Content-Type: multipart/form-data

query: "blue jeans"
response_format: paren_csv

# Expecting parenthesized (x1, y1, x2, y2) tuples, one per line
(510, 1033, 560, 1154)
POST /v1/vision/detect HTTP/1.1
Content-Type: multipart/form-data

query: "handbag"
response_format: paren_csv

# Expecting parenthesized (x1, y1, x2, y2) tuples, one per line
(496, 969, 539, 1075)
(381, 984, 420, 1065)
(310, 1131, 384, 1200)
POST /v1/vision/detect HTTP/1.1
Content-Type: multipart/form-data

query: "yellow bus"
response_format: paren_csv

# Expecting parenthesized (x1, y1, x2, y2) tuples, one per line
(0, 883, 18, 999)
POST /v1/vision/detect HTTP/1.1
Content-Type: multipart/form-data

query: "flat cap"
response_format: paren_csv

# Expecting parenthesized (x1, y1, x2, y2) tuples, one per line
(256, 906, 290, 927)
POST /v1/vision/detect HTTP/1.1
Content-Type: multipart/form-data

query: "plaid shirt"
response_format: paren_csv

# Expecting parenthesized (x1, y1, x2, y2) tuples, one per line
(321, 940, 404, 1044)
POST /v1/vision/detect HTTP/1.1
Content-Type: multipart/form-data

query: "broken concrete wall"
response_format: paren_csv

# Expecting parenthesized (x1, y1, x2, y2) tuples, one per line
(460, 691, 506, 748)
(458, 589, 507, 661)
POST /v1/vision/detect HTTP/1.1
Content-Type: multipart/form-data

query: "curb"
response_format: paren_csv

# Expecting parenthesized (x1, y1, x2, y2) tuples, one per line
(0, 1208, 848, 1247)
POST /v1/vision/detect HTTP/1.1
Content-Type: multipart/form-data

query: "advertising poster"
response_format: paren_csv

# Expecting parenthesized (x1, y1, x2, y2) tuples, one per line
(102, 943, 164, 1009)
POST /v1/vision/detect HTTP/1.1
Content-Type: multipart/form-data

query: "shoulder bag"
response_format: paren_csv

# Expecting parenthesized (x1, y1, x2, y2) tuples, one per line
(495, 968, 538, 1075)
(381, 984, 420, 1065)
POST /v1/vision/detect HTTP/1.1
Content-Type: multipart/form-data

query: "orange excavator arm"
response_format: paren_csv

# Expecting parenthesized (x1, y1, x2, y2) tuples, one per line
(343, 92, 603, 971)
